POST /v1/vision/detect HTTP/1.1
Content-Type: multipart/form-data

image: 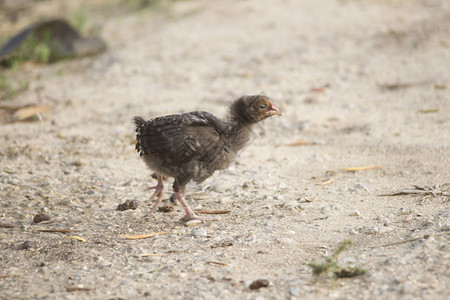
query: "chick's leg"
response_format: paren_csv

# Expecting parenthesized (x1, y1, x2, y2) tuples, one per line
(174, 192, 218, 221)
(147, 174, 164, 214)
(173, 177, 217, 221)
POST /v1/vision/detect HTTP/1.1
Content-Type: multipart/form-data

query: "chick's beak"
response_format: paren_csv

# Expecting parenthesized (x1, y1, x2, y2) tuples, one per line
(266, 101, 283, 116)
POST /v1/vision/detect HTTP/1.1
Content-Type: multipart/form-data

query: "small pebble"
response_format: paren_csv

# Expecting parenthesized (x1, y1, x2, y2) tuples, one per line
(249, 279, 270, 290)
(276, 237, 294, 244)
(18, 241, 35, 250)
(9, 178, 21, 186)
(72, 159, 87, 167)
(159, 204, 174, 212)
(278, 182, 288, 189)
(185, 219, 202, 226)
(348, 228, 359, 235)
(192, 228, 207, 237)
(117, 200, 139, 211)
(211, 240, 233, 248)
(273, 194, 284, 201)
(353, 183, 368, 191)
(19, 225, 30, 231)
(289, 287, 302, 296)
(33, 213, 51, 223)
(348, 210, 360, 217)
(313, 139, 326, 145)
(364, 226, 379, 234)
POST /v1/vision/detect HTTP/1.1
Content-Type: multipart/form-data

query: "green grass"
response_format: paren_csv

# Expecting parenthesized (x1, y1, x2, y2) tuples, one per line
(70, 9, 88, 33)
(0, 73, 29, 101)
(2, 29, 54, 69)
(309, 240, 367, 279)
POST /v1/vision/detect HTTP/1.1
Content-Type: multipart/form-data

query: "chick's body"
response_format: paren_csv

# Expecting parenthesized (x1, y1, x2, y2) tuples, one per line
(133, 95, 281, 220)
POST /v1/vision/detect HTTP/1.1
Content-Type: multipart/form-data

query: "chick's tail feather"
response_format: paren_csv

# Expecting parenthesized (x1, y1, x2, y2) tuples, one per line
(133, 116, 146, 156)
(133, 116, 146, 130)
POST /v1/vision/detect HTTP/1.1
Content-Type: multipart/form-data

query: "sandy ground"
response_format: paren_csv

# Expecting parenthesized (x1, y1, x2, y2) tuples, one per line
(1, 0, 449, 299)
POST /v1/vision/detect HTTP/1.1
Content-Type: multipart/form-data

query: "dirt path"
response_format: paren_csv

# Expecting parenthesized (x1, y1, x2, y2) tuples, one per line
(1, 0, 449, 299)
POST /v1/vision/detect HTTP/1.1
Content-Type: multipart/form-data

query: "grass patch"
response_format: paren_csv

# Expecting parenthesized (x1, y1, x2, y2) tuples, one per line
(0, 73, 29, 101)
(309, 240, 366, 279)
(70, 9, 88, 33)
(1, 29, 55, 68)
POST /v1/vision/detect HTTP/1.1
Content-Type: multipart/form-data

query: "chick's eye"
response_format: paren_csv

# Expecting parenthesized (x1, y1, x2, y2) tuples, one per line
(258, 104, 266, 110)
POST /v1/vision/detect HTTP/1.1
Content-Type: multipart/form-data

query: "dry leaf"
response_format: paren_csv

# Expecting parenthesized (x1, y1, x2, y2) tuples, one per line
(432, 83, 447, 90)
(418, 108, 439, 113)
(11, 105, 51, 121)
(206, 261, 228, 266)
(287, 138, 312, 146)
(342, 165, 383, 171)
(378, 80, 432, 91)
(0, 223, 16, 228)
(66, 236, 87, 242)
(120, 232, 168, 240)
(315, 179, 333, 186)
(140, 253, 166, 257)
(309, 83, 330, 93)
(0, 274, 19, 279)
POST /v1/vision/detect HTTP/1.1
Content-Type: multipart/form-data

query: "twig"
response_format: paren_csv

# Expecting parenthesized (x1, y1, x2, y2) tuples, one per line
(66, 236, 87, 242)
(36, 229, 78, 233)
(120, 232, 168, 240)
(315, 179, 333, 186)
(140, 253, 166, 257)
(0, 274, 20, 279)
(379, 184, 450, 197)
(378, 79, 433, 91)
(195, 210, 231, 215)
(206, 261, 228, 266)
(0, 223, 16, 228)
(366, 232, 450, 249)
(341, 165, 383, 171)
(287, 138, 313, 146)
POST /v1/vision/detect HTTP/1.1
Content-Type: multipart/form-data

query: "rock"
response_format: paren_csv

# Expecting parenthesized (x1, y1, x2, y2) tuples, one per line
(423, 218, 434, 226)
(8, 178, 21, 185)
(211, 239, 233, 248)
(289, 287, 302, 296)
(278, 182, 288, 189)
(158, 204, 174, 212)
(192, 228, 207, 237)
(348, 210, 360, 217)
(249, 279, 270, 290)
(18, 241, 35, 250)
(313, 139, 326, 145)
(273, 194, 284, 201)
(71, 159, 87, 167)
(185, 219, 202, 226)
(19, 225, 30, 231)
(117, 200, 139, 211)
(348, 228, 359, 235)
(364, 226, 379, 234)
(276, 237, 294, 244)
(353, 183, 368, 191)
(33, 213, 51, 223)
